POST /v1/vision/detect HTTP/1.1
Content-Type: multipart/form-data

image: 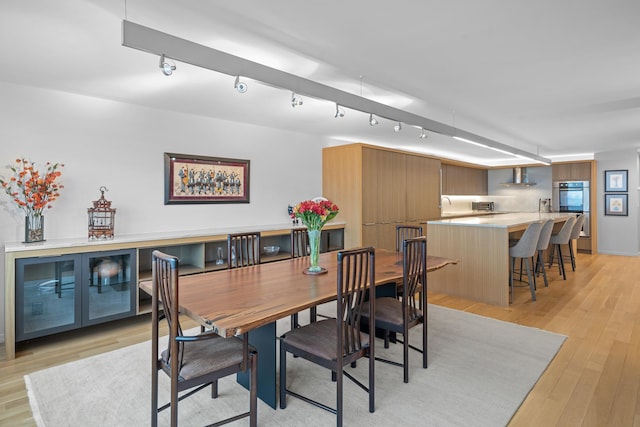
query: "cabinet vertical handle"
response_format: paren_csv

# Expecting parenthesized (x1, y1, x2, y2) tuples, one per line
(439, 167, 443, 209)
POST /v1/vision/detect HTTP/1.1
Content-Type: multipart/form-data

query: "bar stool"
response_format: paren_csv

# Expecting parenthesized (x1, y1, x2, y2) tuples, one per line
(534, 219, 555, 288)
(548, 216, 576, 280)
(509, 221, 543, 303)
(567, 214, 586, 271)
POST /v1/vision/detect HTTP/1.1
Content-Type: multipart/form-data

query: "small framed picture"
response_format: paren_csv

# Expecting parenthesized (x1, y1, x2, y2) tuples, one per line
(604, 193, 628, 216)
(164, 153, 250, 204)
(604, 170, 628, 192)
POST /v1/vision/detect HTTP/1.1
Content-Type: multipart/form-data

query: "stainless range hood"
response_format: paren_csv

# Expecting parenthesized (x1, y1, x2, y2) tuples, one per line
(501, 167, 536, 187)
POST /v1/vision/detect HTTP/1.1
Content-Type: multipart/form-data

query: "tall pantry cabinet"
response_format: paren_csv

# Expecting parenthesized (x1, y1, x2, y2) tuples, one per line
(323, 143, 441, 251)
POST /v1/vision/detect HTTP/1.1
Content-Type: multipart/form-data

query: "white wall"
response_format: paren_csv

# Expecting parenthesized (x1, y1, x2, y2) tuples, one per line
(0, 82, 329, 342)
(488, 167, 553, 212)
(595, 149, 640, 256)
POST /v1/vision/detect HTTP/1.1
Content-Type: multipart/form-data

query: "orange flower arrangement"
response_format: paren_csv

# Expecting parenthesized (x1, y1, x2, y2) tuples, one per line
(0, 158, 64, 219)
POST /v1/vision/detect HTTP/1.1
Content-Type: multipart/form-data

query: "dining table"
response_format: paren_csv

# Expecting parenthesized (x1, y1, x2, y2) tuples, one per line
(139, 248, 458, 408)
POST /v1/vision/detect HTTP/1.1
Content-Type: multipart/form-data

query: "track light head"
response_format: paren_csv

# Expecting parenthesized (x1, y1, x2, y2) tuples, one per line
(419, 128, 428, 139)
(394, 122, 402, 132)
(334, 103, 345, 118)
(369, 113, 378, 126)
(234, 76, 248, 93)
(159, 54, 176, 76)
(291, 92, 303, 107)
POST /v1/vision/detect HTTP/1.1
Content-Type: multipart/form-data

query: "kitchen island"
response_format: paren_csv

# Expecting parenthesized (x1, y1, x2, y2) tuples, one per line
(426, 212, 573, 306)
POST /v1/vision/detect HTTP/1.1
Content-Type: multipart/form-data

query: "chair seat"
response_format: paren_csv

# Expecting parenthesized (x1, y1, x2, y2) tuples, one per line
(281, 318, 370, 361)
(161, 332, 249, 382)
(361, 297, 422, 331)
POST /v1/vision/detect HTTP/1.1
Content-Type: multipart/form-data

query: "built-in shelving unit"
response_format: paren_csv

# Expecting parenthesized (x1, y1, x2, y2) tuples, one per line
(4, 222, 344, 360)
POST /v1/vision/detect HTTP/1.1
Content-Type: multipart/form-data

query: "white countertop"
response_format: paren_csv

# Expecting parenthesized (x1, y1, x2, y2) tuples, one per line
(427, 212, 573, 228)
(4, 221, 345, 254)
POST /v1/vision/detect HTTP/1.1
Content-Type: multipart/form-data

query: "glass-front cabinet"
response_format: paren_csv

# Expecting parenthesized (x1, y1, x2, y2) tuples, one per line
(15, 249, 136, 341)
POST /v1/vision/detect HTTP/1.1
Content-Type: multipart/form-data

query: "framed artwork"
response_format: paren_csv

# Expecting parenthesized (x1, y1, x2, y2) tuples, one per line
(604, 169, 628, 192)
(164, 153, 250, 204)
(604, 193, 628, 216)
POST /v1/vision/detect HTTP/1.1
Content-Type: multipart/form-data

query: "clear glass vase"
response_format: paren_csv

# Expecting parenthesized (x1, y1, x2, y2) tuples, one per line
(307, 229, 322, 273)
(25, 215, 45, 243)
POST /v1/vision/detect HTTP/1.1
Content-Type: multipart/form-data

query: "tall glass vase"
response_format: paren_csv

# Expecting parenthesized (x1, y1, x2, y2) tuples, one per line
(304, 229, 327, 275)
(24, 214, 45, 243)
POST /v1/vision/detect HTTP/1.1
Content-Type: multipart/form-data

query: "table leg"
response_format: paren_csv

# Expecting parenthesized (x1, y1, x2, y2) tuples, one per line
(237, 321, 277, 408)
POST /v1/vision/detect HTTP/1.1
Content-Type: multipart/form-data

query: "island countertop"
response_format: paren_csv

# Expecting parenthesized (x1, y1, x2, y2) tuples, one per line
(428, 212, 573, 230)
(426, 212, 574, 306)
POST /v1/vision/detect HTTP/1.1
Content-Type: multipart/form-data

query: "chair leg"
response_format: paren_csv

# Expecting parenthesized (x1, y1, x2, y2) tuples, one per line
(403, 327, 410, 383)
(310, 306, 317, 323)
(524, 257, 536, 301)
(569, 240, 576, 271)
(211, 380, 218, 398)
(536, 251, 549, 287)
(336, 365, 344, 427)
(279, 344, 287, 409)
(369, 345, 375, 414)
(509, 256, 515, 303)
(290, 313, 299, 329)
(559, 245, 567, 280)
(249, 351, 258, 427)
(548, 245, 555, 268)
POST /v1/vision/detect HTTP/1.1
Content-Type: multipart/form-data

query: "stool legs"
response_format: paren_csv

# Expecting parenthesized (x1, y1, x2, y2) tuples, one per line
(548, 243, 566, 280)
(535, 250, 549, 287)
(510, 256, 537, 302)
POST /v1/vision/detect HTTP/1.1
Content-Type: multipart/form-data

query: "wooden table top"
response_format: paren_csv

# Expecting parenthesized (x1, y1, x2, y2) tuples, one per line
(139, 250, 458, 338)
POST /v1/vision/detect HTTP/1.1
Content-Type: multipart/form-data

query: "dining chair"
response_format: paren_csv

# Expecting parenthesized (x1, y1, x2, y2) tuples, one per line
(150, 250, 258, 427)
(227, 232, 261, 269)
(279, 246, 376, 427)
(548, 216, 576, 280)
(361, 236, 428, 383)
(509, 221, 543, 302)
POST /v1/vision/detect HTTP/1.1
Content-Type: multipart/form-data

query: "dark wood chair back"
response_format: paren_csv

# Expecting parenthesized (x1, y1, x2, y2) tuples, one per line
(402, 236, 428, 325)
(228, 232, 261, 268)
(290, 227, 310, 258)
(396, 225, 423, 252)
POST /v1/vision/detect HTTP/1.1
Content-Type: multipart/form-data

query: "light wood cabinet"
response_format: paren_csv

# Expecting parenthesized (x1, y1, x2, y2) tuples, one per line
(442, 163, 488, 195)
(323, 144, 440, 251)
(552, 162, 592, 181)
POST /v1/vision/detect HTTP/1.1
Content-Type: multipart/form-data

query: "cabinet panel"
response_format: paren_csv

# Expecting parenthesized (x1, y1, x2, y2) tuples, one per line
(406, 156, 441, 220)
(362, 147, 379, 224)
(15, 255, 82, 341)
(552, 162, 591, 181)
(82, 249, 137, 326)
(443, 164, 488, 195)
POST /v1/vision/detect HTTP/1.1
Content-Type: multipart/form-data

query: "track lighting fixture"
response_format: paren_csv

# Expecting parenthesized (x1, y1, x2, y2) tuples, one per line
(234, 76, 248, 93)
(159, 54, 176, 76)
(334, 103, 345, 118)
(369, 113, 378, 126)
(419, 128, 428, 139)
(394, 121, 402, 132)
(291, 92, 303, 107)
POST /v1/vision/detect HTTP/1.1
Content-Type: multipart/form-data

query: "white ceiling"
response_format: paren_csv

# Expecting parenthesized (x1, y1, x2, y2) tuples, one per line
(2, 0, 639, 166)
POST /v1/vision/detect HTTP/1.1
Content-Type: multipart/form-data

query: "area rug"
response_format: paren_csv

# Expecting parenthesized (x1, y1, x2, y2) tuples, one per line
(25, 305, 565, 426)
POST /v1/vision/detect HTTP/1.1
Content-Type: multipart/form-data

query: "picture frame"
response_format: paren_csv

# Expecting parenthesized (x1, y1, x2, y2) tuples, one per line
(604, 169, 628, 192)
(164, 153, 250, 204)
(604, 193, 628, 216)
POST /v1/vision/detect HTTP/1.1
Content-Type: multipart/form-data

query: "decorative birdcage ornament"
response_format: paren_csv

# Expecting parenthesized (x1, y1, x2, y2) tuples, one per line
(88, 186, 116, 240)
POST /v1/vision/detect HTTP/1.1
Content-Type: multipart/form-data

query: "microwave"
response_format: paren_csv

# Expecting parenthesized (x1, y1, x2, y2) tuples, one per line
(472, 201, 495, 211)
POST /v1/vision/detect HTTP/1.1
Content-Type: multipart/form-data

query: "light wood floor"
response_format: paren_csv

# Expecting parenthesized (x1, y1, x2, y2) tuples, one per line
(1, 251, 639, 426)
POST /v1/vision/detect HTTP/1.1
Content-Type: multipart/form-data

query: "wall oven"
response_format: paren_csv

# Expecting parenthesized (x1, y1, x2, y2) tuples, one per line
(553, 181, 590, 237)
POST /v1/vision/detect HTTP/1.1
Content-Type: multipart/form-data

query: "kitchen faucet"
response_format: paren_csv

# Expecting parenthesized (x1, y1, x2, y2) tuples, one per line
(441, 196, 452, 205)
